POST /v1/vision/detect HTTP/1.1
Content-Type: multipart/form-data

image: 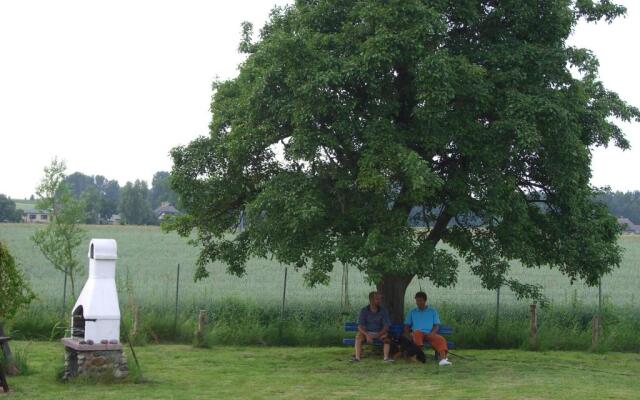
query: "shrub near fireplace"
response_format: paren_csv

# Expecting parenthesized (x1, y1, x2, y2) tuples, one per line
(61, 239, 128, 380)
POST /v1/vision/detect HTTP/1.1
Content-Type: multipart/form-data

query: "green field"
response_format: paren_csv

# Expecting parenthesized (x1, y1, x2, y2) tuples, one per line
(1, 223, 639, 350)
(4, 341, 640, 399)
(1, 223, 639, 308)
(13, 201, 37, 211)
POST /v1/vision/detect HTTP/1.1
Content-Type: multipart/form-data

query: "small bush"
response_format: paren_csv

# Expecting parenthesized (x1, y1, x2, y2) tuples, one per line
(0, 342, 31, 376)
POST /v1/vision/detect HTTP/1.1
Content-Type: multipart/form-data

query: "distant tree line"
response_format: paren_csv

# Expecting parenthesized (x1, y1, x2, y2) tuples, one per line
(65, 170, 179, 225)
(0, 194, 23, 222)
(4, 183, 638, 226)
(0, 171, 179, 225)
(595, 191, 640, 225)
(408, 192, 640, 227)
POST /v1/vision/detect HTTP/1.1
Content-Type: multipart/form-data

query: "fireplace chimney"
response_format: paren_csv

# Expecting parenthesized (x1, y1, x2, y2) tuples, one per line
(70, 239, 121, 343)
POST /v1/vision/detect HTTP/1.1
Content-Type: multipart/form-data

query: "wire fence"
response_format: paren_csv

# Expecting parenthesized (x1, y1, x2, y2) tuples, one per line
(3, 224, 638, 347)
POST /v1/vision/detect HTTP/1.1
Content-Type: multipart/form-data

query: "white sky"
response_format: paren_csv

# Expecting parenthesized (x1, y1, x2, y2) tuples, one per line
(0, 0, 638, 199)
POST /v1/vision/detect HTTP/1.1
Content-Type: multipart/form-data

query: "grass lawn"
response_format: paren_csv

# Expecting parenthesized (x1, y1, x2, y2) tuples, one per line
(4, 341, 640, 399)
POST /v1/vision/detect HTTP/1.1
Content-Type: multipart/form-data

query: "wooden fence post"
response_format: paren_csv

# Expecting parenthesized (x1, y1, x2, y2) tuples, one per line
(131, 305, 140, 339)
(529, 304, 538, 349)
(195, 310, 207, 347)
(591, 315, 602, 349)
(174, 264, 181, 337)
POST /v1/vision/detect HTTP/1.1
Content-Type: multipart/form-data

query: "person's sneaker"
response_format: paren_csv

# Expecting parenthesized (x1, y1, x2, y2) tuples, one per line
(351, 356, 360, 362)
(438, 358, 452, 366)
(383, 358, 395, 363)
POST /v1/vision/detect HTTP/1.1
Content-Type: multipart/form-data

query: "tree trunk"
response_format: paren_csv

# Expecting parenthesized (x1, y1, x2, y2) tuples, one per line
(376, 274, 414, 323)
(61, 268, 68, 319)
(69, 268, 76, 299)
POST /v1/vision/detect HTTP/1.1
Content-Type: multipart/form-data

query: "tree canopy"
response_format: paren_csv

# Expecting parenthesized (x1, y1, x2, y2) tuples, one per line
(168, 0, 639, 320)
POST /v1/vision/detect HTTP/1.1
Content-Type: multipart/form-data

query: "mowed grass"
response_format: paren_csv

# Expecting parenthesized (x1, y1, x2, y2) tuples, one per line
(5, 341, 640, 399)
(1, 223, 639, 309)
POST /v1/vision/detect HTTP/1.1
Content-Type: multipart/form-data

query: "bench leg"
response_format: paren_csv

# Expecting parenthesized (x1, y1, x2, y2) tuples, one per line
(0, 367, 8, 392)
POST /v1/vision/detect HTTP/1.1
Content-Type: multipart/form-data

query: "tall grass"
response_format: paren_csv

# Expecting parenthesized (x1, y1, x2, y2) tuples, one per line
(0, 341, 32, 376)
(8, 300, 640, 352)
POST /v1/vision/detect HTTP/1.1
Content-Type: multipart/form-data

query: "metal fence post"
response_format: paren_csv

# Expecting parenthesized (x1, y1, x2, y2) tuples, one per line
(592, 278, 603, 349)
(279, 267, 288, 340)
(495, 285, 501, 342)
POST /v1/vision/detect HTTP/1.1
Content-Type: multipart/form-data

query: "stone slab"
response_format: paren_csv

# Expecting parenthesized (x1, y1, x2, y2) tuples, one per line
(61, 337, 122, 351)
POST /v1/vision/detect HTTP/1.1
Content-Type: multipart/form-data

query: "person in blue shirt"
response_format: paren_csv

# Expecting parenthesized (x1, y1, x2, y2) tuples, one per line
(353, 291, 393, 362)
(404, 291, 451, 366)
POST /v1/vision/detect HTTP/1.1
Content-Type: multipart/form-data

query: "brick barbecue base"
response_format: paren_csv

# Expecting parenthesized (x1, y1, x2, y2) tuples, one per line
(61, 338, 128, 380)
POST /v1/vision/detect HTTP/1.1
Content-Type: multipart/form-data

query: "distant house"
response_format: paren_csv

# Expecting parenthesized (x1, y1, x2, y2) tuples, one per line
(154, 202, 179, 220)
(108, 214, 122, 225)
(22, 209, 50, 224)
(617, 217, 640, 234)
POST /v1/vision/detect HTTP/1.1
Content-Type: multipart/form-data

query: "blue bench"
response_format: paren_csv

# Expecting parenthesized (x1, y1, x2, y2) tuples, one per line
(343, 322, 455, 360)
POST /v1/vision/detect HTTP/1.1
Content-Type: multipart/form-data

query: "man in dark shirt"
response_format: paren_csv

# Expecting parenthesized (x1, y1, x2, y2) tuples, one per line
(353, 291, 392, 362)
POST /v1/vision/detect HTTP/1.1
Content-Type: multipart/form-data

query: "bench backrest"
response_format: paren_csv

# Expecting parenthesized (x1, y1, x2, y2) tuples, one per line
(344, 322, 453, 336)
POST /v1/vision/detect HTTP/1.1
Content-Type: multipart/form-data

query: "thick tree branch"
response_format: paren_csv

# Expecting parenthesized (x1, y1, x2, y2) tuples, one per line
(427, 207, 452, 244)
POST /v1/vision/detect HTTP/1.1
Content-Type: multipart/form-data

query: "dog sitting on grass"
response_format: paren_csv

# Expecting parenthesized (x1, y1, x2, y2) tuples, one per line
(390, 335, 427, 363)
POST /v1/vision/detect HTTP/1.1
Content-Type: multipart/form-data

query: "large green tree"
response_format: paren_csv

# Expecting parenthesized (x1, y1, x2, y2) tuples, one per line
(65, 172, 96, 198)
(81, 185, 103, 224)
(168, 0, 639, 321)
(95, 176, 121, 221)
(150, 171, 179, 209)
(119, 180, 155, 225)
(64, 173, 121, 223)
(100, 179, 121, 220)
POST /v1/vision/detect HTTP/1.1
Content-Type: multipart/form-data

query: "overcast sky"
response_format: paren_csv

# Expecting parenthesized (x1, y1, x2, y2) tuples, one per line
(1, 0, 638, 199)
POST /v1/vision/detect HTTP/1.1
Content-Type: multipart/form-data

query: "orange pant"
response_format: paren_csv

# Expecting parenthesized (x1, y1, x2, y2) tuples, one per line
(412, 331, 448, 359)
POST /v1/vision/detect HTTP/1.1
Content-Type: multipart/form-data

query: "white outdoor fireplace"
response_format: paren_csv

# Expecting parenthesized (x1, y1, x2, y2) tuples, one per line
(71, 238, 121, 342)
(61, 239, 127, 380)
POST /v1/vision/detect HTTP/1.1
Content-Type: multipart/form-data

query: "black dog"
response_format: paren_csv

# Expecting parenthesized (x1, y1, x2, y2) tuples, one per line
(390, 335, 427, 363)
